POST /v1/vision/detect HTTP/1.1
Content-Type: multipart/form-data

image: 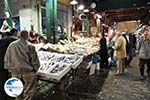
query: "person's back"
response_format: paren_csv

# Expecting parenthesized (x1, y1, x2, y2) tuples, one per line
(138, 30, 150, 80)
(5, 39, 39, 73)
(0, 32, 17, 100)
(100, 37, 107, 51)
(114, 35, 126, 59)
(139, 38, 150, 60)
(99, 33, 108, 55)
(122, 33, 130, 52)
(99, 33, 108, 70)
(5, 30, 40, 100)
(5, 30, 40, 73)
(114, 32, 127, 75)
(0, 33, 17, 70)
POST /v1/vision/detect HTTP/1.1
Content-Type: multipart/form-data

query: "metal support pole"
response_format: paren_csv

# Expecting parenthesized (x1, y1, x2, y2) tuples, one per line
(46, 0, 57, 43)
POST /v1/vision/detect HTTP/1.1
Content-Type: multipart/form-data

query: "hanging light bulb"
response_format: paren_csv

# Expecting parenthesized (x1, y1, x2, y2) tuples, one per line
(83, 9, 89, 13)
(70, 0, 78, 5)
(78, 4, 84, 10)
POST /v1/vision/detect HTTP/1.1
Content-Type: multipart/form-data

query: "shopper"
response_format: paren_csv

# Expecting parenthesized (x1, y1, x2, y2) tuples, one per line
(29, 31, 38, 44)
(0, 31, 18, 100)
(99, 31, 108, 71)
(38, 35, 48, 44)
(113, 32, 126, 75)
(138, 30, 150, 80)
(122, 30, 135, 67)
(4, 30, 40, 100)
(132, 34, 137, 57)
(10, 28, 18, 37)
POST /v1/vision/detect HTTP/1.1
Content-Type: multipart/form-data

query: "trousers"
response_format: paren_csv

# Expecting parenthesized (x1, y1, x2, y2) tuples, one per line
(117, 58, 126, 74)
(126, 48, 133, 66)
(11, 72, 37, 100)
(0, 71, 9, 100)
(139, 58, 150, 77)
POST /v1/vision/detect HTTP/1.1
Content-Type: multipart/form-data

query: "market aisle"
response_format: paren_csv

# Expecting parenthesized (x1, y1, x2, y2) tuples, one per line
(98, 56, 150, 100)
(33, 55, 150, 100)
(67, 65, 109, 100)
(33, 61, 110, 100)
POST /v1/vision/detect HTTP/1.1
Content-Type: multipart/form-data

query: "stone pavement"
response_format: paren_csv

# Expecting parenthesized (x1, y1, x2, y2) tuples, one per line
(97, 56, 150, 100)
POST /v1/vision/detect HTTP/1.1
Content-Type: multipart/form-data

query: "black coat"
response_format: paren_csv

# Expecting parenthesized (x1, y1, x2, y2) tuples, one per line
(122, 34, 136, 53)
(0, 36, 17, 72)
(99, 37, 108, 57)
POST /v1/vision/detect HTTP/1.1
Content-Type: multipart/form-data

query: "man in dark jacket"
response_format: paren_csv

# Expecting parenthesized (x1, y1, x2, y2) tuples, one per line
(122, 31, 136, 67)
(99, 32, 108, 71)
(0, 31, 18, 100)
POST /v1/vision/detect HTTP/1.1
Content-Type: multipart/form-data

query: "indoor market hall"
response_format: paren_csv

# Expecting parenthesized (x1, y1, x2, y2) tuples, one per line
(0, 0, 149, 100)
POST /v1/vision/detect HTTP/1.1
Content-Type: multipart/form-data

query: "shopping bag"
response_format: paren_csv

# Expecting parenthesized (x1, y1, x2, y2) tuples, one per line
(96, 62, 100, 70)
(89, 64, 96, 76)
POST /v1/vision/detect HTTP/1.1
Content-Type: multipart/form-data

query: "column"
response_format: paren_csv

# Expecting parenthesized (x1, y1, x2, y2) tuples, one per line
(68, 5, 72, 40)
(46, 0, 57, 43)
(84, 16, 88, 32)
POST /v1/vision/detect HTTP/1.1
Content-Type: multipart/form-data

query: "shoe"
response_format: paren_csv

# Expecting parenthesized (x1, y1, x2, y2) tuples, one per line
(140, 76, 145, 80)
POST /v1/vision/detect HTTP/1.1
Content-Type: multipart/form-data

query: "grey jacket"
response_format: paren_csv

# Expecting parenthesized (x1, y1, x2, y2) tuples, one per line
(138, 38, 150, 59)
(4, 39, 40, 74)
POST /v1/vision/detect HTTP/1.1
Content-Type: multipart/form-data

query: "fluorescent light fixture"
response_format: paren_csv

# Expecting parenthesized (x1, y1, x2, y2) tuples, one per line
(78, 4, 84, 10)
(137, 20, 141, 23)
(83, 9, 89, 13)
(70, 0, 78, 5)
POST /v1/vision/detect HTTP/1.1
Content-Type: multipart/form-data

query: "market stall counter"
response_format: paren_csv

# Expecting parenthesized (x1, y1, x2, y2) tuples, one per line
(34, 37, 99, 91)
(36, 51, 84, 91)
